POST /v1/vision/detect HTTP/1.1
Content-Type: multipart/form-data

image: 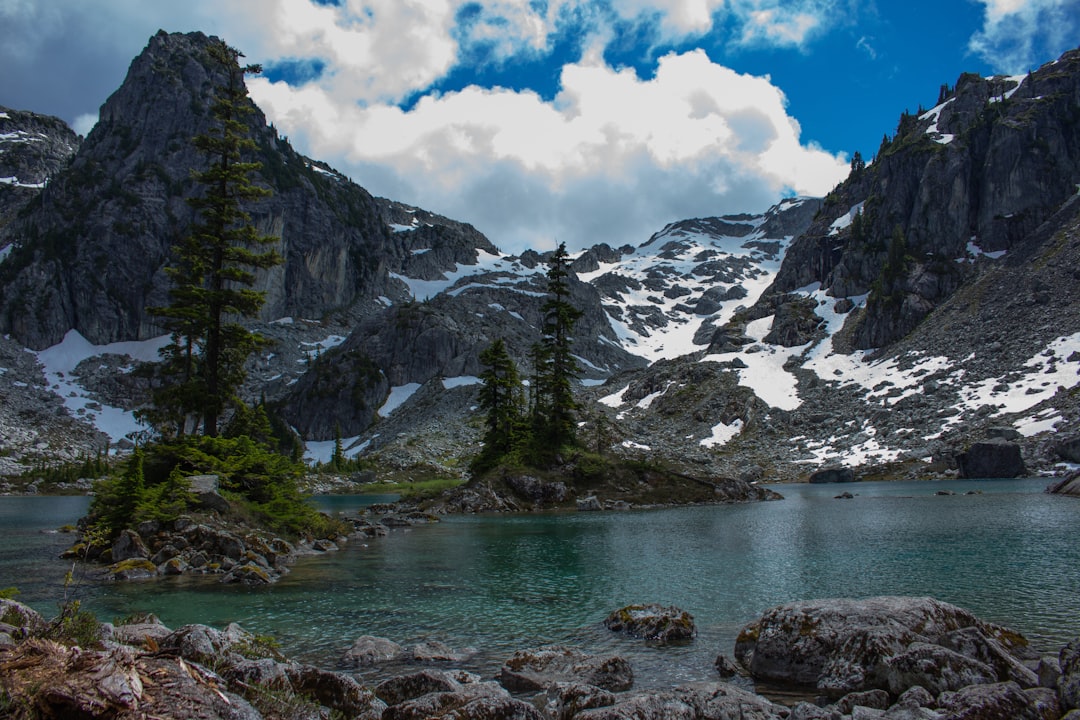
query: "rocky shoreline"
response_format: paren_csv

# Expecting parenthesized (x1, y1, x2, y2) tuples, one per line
(1, 595, 1077, 719)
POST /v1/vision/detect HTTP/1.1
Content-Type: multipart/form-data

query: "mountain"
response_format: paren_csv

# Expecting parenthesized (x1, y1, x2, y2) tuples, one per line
(1, 32, 1078, 485)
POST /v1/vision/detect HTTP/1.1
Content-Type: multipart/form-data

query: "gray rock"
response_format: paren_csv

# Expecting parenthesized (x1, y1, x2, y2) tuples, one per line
(499, 645, 634, 692)
(344, 635, 405, 665)
(577, 495, 603, 511)
(111, 529, 150, 562)
(836, 689, 891, 713)
(375, 669, 470, 706)
(287, 664, 386, 719)
(1047, 471, 1080, 498)
(734, 596, 1030, 698)
(573, 682, 787, 719)
(936, 681, 1042, 719)
(1061, 638, 1080, 710)
(409, 639, 475, 663)
(1053, 434, 1080, 463)
(382, 680, 541, 720)
(603, 603, 696, 643)
(938, 626, 1038, 688)
(790, 702, 843, 719)
(884, 642, 998, 695)
(543, 682, 618, 720)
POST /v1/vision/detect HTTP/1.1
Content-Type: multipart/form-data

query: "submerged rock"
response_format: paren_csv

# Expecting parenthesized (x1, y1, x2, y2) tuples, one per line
(499, 645, 634, 693)
(603, 603, 696, 643)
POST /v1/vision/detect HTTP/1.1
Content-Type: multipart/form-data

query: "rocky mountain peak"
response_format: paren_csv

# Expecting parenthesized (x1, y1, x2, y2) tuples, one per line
(0, 106, 80, 230)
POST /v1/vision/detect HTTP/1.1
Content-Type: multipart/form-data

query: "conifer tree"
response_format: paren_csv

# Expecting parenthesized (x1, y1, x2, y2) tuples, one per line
(532, 242, 583, 452)
(150, 39, 282, 437)
(476, 338, 525, 464)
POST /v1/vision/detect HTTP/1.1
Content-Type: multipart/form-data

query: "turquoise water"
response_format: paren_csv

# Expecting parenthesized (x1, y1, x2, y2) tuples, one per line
(1, 479, 1078, 687)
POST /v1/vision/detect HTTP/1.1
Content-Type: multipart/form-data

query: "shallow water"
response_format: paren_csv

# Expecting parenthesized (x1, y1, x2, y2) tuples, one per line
(2, 478, 1078, 687)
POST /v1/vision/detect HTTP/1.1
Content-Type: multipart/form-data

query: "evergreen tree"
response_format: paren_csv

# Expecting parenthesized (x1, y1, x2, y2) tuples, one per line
(850, 150, 865, 176)
(149, 39, 282, 437)
(476, 338, 525, 466)
(532, 242, 583, 453)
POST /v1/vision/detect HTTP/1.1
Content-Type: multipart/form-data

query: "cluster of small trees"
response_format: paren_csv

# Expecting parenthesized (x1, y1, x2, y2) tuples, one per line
(472, 243, 584, 473)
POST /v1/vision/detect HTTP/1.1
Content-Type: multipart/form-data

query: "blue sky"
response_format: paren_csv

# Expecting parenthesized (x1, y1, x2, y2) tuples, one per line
(1, 0, 1077, 253)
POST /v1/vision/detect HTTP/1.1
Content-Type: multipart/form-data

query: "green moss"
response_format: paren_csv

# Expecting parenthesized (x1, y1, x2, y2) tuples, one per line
(110, 558, 156, 575)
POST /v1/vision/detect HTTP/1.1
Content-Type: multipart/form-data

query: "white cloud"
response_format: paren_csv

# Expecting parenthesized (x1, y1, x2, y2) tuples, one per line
(72, 113, 98, 137)
(250, 47, 848, 253)
(968, 0, 1080, 74)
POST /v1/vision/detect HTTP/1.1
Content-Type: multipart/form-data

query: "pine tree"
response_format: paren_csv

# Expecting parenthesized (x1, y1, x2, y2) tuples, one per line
(149, 39, 282, 437)
(476, 338, 525, 466)
(532, 242, 583, 453)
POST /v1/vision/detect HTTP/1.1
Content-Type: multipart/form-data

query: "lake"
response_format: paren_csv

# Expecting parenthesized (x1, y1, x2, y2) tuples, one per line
(2, 478, 1078, 688)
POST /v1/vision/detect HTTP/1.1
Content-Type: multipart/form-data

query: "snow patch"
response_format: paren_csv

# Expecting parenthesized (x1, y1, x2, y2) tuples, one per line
(700, 418, 743, 448)
(36, 330, 170, 443)
(379, 383, 421, 416)
(443, 376, 481, 389)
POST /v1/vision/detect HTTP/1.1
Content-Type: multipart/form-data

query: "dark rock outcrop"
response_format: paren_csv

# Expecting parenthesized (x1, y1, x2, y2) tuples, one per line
(956, 440, 1026, 478)
(809, 466, 857, 484)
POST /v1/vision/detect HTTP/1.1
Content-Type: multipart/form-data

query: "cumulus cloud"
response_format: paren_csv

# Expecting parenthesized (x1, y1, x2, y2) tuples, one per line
(968, 0, 1080, 74)
(250, 48, 849, 253)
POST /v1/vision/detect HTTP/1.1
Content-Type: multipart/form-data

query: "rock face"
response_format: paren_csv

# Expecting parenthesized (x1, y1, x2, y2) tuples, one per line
(0, 106, 80, 227)
(956, 440, 1026, 478)
(733, 596, 1037, 699)
(758, 50, 1080, 350)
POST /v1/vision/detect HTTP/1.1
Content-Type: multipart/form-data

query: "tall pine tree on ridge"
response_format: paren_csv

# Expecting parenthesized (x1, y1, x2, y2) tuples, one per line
(148, 39, 282, 438)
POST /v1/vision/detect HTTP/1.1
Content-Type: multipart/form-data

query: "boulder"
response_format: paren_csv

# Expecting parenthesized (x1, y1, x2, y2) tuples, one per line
(835, 689, 891, 714)
(111, 529, 150, 562)
(1061, 638, 1080, 710)
(884, 642, 997, 695)
(160, 622, 253, 667)
(286, 664, 386, 719)
(344, 634, 405, 665)
(382, 679, 542, 720)
(375, 669, 475, 706)
(0, 599, 47, 638)
(936, 681, 1043, 719)
(603, 603, 696, 643)
(410, 639, 475, 663)
(733, 596, 1031, 698)
(577, 495, 603, 511)
(499, 645, 634, 692)
(956, 440, 1026, 478)
(572, 681, 787, 719)
(222, 657, 296, 692)
(187, 473, 231, 513)
(1047, 471, 1080, 498)
(543, 682, 618, 720)
(1054, 434, 1080, 464)
(809, 466, 856, 484)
